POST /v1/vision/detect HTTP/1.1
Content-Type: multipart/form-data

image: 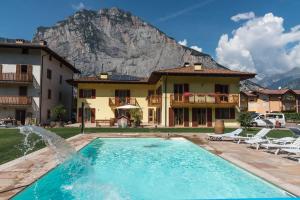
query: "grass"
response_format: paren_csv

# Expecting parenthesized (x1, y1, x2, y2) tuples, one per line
(0, 127, 295, 165)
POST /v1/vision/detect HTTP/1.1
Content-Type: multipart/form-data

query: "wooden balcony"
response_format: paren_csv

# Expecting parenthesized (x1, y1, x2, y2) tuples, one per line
(109, 97, 137, 107)
(170, 93, 239, 107)
(0, 73, 33, 83)
(0, 96, 32, 106)
(148, 95, 162, 107)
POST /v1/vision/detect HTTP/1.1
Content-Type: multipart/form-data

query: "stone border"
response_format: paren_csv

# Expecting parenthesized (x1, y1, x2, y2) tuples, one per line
(1, 133, 299, 199)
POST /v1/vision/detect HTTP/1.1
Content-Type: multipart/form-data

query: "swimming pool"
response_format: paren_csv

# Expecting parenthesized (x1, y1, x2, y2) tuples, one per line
(13, 138, 292, 199)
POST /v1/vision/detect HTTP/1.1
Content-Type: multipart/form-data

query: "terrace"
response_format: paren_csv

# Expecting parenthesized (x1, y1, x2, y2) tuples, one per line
(0, 96, 32, 106)
(170, 93, 239, 107)
(108, 97, 137, 107)
(0, 73, 33, 83)
(147, 95, 162, 107)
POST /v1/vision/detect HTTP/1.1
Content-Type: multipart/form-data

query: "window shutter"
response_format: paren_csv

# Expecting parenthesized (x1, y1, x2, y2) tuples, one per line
(16, 64, 21, 80)
(184, 108, 189, 127)
(78, 108, 82, 123)
(192, 108, 197, 127)
(92, 89, 96, 99)
(27, 65, 32, 81)
(230, 108, 235, 119)
(79, 89, 83, 98)
(91, 108, 95, 123)
(169, 108, 174, 127)
(207, 108, 212, 127)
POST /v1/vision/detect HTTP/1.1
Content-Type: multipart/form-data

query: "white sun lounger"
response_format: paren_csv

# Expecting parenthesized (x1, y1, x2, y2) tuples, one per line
(244, 128, 272, 149)
(207, 128, 243, 141)
(232, 128, 271, 145)
(261, 137, 300, 155)
(280, 148, 300, 163)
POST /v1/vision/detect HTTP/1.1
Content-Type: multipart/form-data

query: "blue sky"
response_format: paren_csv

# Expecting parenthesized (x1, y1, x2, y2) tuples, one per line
(0, 0, 298, 56)
(1, 0, 300, 75)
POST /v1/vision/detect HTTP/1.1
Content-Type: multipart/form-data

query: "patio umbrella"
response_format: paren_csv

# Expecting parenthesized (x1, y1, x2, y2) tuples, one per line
(116, 104, 141, 110)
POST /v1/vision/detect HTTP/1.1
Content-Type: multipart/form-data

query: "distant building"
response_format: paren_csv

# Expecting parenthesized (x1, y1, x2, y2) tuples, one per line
(240, 89, 300, 113)
(68, 63, 255, 127)
(0, 40, 80, 125)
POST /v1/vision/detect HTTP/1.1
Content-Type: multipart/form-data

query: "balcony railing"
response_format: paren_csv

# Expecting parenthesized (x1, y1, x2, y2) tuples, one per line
(170, 93, 239, 106)
(0, 96, 32, 105)
(0, 73, 33, 82)
(109, 97, 137, 107)
(148, 95, 162, 107)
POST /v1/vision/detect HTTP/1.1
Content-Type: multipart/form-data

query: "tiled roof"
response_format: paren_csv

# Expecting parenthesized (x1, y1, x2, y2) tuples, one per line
(241, 91, 257, 97)
(257, 89, 294, 95)
(69, 65, 256, 85)
(69, 74, 148, 85)
(156, 66, 255, 76)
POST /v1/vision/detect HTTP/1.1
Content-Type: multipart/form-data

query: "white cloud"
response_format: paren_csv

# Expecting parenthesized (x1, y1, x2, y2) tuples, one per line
(190, 45, 202, 52)
(178, 39, 202, 52)
(72, 2, 86, 10)
(178, 39, 187, 46)
(231, 12, 255, 22)
(216, 12, 300, 76)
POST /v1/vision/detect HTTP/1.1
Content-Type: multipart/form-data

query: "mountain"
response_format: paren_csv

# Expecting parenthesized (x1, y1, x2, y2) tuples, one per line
(32, 8, 230, 77)
(258, 67, 300, 89)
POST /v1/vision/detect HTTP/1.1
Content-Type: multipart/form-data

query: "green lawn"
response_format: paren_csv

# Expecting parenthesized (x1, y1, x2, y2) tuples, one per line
(0, 127, 295, 165)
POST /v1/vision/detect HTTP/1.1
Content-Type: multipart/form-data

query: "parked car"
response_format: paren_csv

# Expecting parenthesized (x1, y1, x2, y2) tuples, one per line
(251, 113, 286, 128)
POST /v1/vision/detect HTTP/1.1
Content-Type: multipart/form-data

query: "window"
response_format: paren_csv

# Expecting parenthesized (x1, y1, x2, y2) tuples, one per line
(59, 75, 63, 84)
(22, 48, 29, 54)
(49, 55, 52, 61)
(48, 89, 51, 99)
(215, 84, 229, 94)
(47, 109, 51, 119)
(59, 92, 62, 102)
(215, 108, 235, 119)
(79, 89, 96, 99)
(47, 69, 52, 79)
(21, 65, 27, 73)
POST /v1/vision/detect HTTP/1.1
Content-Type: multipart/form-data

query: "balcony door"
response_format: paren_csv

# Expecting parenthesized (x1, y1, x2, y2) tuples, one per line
(174, 84, 189, 102)
(115, 90, 130, 105)
(215, 84, 229, 103)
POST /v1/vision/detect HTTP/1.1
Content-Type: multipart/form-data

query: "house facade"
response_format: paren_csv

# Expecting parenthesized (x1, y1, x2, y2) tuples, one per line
(240, 89, 300, 114)
(0, 40, 79, 125)
(69, 64, 255, 127)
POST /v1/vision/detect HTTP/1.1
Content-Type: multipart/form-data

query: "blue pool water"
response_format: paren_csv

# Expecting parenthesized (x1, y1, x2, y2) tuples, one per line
(13, 138, 292, 199)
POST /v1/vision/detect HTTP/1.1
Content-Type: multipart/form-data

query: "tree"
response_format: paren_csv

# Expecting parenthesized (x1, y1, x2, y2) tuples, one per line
(237, 112, 252, 130)
(51, 104, 67, 121)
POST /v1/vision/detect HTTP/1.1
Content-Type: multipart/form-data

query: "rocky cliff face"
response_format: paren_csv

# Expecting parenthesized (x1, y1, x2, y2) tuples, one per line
(33, 8, 225, 76)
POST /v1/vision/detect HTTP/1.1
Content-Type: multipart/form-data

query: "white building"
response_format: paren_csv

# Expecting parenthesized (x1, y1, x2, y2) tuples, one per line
(0, 39, 80, 125)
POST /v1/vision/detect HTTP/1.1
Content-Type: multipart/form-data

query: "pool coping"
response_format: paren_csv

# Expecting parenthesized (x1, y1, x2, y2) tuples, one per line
(1, 133, 300, 199)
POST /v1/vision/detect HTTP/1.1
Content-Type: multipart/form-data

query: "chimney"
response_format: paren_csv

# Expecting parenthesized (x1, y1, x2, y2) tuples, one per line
(15, 39, 25, 44)
(98, 72, 108, 80)
(183, 62, 190, 67)
(39, 40, 47, 46)
(194, 63, 203, 71)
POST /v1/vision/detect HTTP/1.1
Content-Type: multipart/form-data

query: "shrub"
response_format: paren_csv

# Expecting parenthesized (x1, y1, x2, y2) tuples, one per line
(237, 112, 252, 129)
(51, 104, 67, 121)
(129, 108, 143, 127)
(284, 112, 300, 122)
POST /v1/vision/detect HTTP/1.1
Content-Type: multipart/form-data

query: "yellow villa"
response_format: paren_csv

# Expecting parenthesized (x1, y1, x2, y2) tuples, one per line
(69, 63, 255, 127)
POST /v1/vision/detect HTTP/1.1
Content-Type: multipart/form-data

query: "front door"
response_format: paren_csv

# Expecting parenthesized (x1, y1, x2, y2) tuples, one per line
(174, 84, 184, 102)
(16, 110, 26, 125)
(174, 108, 184, 126)
(197, 108, 207, 126)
